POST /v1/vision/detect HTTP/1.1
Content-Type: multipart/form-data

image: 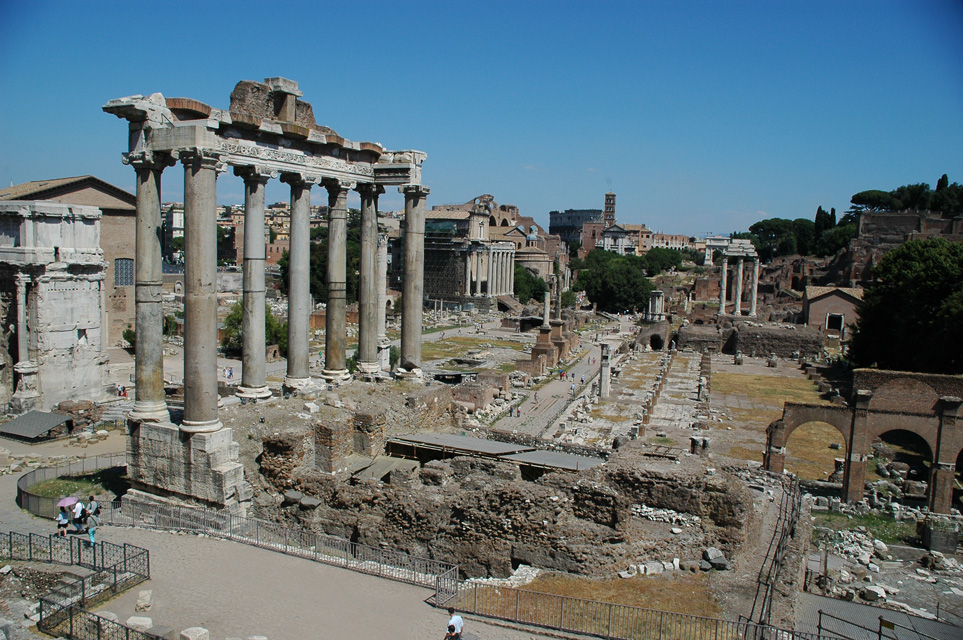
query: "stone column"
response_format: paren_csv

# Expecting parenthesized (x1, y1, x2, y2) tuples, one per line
(283, 174, 313, 390)
(464, 250, 472, 296)
(236, 167, 273, 400)
(486, 246, 494, 298)
(128, 153, 172, 422)
(734, 257, 744, 316)
(323, 180, 352, 380)
(473, 250, 483, 296)
(749, 258, 759, 317)
(718, 256, 728, 316)
(500, 251, 508, 295)
(507, 253, 515, 295)
(599, 343, 611, 399)
(542, 291, 551, 328)
(356, 183, 382, 375)
(376, 234, 391, 371)
(181, 151, 222, 433)
(400, 184, 429, 372)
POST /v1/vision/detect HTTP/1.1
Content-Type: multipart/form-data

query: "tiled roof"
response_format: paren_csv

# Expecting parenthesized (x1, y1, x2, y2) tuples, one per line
(805, 286, 864, 301)
(0, 176, 94, 200)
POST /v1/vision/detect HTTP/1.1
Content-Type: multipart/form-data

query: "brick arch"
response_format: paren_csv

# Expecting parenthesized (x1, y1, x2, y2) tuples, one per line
(767, 403, 853, 455)
(864, 412, 939, 463)
(869, 378, 940, 414)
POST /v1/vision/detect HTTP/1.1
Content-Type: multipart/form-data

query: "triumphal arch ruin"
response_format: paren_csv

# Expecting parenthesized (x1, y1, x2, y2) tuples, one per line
(104, 77, 429, 511)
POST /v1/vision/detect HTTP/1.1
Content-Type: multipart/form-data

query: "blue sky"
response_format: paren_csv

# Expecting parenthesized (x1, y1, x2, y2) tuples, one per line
(1, 1, 961, 236)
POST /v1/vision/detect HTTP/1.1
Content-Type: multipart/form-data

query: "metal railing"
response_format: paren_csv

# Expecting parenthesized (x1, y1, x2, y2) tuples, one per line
(441, 582, 824, 640)
(103, 500, 455, 591)
(3, 529, 153, 639)
(16, 452, 127, 519)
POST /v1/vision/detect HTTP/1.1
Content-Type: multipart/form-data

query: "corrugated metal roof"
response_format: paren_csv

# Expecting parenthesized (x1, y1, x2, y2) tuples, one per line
(501, 450, 604, 471)
(0, 410, 71, 439)
(391, 434, 533, 455)
(795, 593, 962, 640)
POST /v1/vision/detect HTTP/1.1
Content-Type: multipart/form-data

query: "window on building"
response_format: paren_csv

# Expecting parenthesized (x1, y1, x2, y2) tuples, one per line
(115, 258, 134, 286)
(826, 313, 844, 332)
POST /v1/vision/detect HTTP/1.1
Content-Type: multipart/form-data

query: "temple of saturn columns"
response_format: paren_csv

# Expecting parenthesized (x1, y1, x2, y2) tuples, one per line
(104, 77, 428, 511)
(717, 239, 760, 317)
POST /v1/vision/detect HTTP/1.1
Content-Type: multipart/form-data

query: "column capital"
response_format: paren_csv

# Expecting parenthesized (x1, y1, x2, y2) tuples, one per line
(280, 171, 322, 186)
(356, 182, 385, 196)
(124, 151, 175, 170)
(234, 165, 277, 183)
(400, 184, 430, 196)
(324, 178, 356, 193)
(179, 148, 225, 172)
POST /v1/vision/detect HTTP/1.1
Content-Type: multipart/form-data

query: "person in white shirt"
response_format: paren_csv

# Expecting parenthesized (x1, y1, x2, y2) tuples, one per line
(72, 500, 86, 532)
(447, 608, 463, 636)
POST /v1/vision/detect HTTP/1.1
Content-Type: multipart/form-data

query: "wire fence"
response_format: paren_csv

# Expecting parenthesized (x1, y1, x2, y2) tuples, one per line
(2, 529, 153, 639)
(440, 582, 824, 640)
(746, 474, 802, 625)
(16, 452, 127, 519)
(102, 500, 455, 591)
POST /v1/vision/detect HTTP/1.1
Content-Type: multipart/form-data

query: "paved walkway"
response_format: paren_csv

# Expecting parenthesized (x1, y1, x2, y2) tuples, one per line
(495, 316, 631, 437)
(0, 436, 552, 640)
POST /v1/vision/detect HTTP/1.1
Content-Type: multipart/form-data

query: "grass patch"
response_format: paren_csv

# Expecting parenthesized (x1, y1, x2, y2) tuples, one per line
(525, 572, 722, 618)
(726, 444, 765, 464)
(28, 468, 128, 499)
(497, 362, 516, 372)
(812, 512, 916, 546)
(649, 436, 677, 446)
(712, 373, 824, 406)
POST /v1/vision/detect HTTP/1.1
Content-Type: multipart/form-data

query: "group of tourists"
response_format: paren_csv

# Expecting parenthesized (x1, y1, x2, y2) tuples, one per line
(55, 495, 101, 547)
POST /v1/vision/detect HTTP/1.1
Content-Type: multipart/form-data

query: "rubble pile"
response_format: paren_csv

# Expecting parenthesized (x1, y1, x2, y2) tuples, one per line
(630, 503, 702, 527)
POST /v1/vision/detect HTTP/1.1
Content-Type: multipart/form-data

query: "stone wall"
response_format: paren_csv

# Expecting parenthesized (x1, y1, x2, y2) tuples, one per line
(853, 368, 963, 399)
(726, 323, 824, 358)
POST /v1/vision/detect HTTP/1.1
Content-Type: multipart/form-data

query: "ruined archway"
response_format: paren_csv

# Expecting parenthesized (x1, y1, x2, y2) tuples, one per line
(871, 429, 934, 505)
(784, 421, 846, 482)
(650, 334, 664, 351)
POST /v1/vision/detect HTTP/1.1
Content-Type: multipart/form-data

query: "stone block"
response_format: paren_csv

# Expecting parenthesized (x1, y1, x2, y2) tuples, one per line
(94, 611, 119, 622)
(126, 616, 153, 631)
(180, 628, 210, 640)
(135, 589, 153, 611)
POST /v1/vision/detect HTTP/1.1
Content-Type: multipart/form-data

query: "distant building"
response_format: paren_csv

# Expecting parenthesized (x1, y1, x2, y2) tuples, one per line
(650, 233, 693, 252)
(549, 207, 602, 247)
(802, 286, 863, 339)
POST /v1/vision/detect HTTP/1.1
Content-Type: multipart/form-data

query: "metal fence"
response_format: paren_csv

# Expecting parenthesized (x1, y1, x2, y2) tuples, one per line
(39, 604, 166, 640)
(441, 582, 824, 640)
(103, 500, 455, 590)
(746, 474, 802, 626)
(16, 452, 127, 519)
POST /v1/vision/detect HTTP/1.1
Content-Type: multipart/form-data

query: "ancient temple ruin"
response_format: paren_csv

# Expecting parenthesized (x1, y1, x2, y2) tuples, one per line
(718, 239, 760, 317)
(0, 202, 109, 412)
(104, 77, 428, 511)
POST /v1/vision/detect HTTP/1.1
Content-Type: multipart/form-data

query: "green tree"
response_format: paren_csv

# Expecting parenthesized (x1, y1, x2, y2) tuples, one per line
(791, 218, 815, 256)
(850, 190, 900, 212)
(578, 250, 653, 313)
(850, 239, 963, 374)
(163, 315, 178, 337)
(514, 265, 548, 304)
(221, 302, 288, 357)
(642, 248, 683, 275)
(814, 223, 856, 256)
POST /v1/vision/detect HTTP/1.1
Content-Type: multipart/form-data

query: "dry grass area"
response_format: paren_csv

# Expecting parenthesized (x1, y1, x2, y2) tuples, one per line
(525, 572, 722, 618)
(726, 443, 765, 465)
(421, 336, 525, 361)
(712, 373, 824, 407)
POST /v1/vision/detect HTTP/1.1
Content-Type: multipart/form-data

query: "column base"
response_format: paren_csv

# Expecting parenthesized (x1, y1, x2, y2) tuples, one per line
(356, 361, 381, 375)
(129, 400, 171, 423)
(180, 418, 223, 434)
(320, 369, 351, 382)
(377, 339, 391, 371)
(283, 376, 316, 392)
(235, 385, 273, 400)
(394, 368, 424, 382)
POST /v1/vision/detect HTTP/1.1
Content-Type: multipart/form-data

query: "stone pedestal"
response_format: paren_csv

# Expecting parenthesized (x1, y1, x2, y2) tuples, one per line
(599, 343, 611, 399)
(126, 419, 252, 513)
(10, 361, 42, 413)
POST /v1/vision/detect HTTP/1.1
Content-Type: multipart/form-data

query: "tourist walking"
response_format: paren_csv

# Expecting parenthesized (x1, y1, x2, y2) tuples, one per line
(72, 499, 86, 533)
(86, 511, 100, 548)
(446, 608, 463, 638)
(87, 495, 100, 518)
(55, 507, 70, 537)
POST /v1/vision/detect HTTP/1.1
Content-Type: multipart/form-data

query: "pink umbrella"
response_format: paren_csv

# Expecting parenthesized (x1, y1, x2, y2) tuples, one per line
(56, 496, 79, 508)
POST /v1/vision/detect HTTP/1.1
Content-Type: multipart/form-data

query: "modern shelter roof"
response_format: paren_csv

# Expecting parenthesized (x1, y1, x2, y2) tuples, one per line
(391, 434, 532, 456)
(501, 450, 605, 471)
(0, 411, 71, 440)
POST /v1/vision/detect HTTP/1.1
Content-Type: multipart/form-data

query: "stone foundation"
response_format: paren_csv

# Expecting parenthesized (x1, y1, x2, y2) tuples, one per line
(126, 420, 251, 513)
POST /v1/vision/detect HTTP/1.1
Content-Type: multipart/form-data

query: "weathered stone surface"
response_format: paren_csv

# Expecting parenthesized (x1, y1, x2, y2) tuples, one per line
(179, 627, 210, 640)
(126, 616, 153, 631)
(861, 585, 885, 602)
(135, 590, 152, 612)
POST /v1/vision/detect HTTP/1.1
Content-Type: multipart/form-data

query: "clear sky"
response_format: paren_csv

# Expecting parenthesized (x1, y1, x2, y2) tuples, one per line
(1, 1, 961, 236)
